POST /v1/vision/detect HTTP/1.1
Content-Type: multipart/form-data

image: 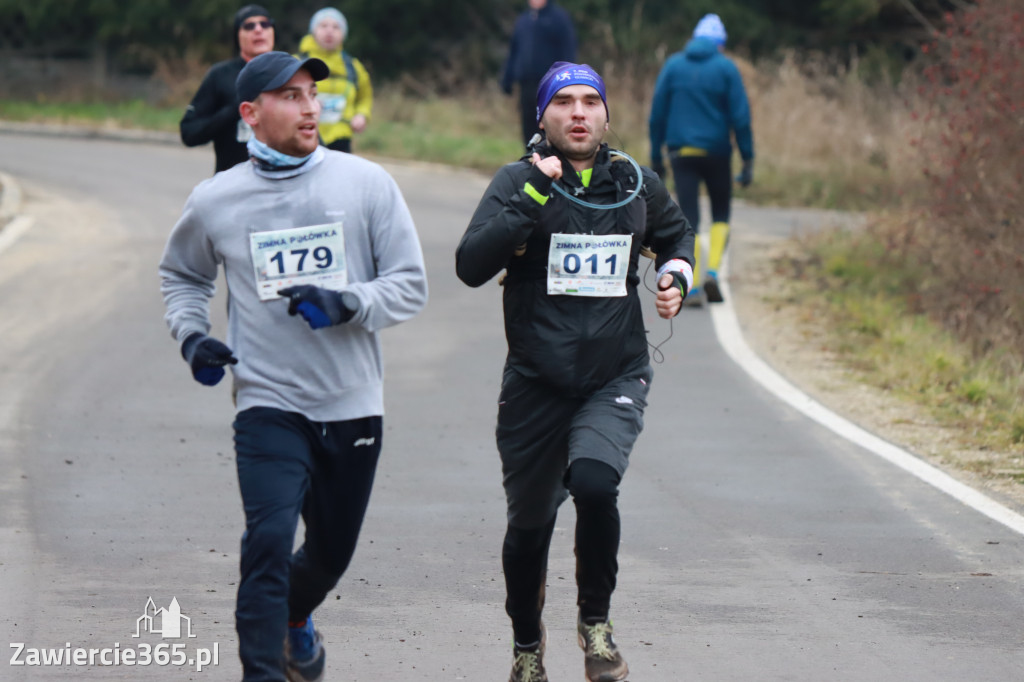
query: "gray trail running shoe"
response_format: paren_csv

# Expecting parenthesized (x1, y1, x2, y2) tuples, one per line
(509, 621, 548, 682)
(508, 644, 548, 682)
(577, 618, 629, 682)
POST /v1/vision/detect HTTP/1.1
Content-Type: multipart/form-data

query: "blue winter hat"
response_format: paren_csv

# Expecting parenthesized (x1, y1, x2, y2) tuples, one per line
(693, 13, 727, 45)
(535, 62, 608, 123)
(309, 7, 347, 39)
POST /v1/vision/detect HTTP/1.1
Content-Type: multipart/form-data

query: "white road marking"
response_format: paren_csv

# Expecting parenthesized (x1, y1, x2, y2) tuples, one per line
(0, 215, 32, 257)
(710, 258, 1024, 537)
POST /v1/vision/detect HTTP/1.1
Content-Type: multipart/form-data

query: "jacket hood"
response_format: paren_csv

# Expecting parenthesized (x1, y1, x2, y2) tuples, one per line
(683, 37, 719, 61)
(298, 33, 342, 56)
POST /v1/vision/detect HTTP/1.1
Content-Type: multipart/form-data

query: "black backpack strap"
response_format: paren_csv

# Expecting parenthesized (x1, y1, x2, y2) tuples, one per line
(341, 51, 358, 86)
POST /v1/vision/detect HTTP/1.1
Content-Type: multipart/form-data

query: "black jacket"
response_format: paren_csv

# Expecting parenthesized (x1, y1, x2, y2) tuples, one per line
(180, 57, 250, 173)
(457, 143, 695, 396)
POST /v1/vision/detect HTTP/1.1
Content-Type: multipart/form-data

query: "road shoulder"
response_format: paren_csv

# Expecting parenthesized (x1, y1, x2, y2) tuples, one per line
(729, 227, 1024, 514)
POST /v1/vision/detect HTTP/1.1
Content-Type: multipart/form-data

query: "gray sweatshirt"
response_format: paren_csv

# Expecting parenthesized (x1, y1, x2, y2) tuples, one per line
(159, 150, 428, 422)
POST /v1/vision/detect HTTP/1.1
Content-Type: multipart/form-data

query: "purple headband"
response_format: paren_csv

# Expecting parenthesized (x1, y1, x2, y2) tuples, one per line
(535, 61, 608, 123)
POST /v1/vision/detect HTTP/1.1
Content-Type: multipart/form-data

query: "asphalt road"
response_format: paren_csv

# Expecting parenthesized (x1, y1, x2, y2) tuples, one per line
(1, 133, 1022, 681)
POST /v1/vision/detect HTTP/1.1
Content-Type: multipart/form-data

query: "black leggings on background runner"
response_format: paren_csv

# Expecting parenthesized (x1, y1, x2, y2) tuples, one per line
(503, 458, 621, 645)
(327, 138, 352, 153)
(517, 79, 541, 147)
(671, 154, 732, 231)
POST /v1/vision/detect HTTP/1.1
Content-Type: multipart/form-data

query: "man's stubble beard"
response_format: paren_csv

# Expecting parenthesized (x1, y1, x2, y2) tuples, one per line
(545, 124, 606, 162)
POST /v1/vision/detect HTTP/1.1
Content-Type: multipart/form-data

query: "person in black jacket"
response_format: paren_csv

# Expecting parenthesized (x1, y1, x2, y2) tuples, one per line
(501, 0, 576, 146)
(457, 62, 695, 682)
(180, 5, 275, 173)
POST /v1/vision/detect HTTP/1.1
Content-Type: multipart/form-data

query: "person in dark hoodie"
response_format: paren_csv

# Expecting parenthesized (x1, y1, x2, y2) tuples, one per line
(649, 13, 754, 306)
(501, 0, 577, 146)
(458, 62, 694, 682)
(180, 5, 275, 173)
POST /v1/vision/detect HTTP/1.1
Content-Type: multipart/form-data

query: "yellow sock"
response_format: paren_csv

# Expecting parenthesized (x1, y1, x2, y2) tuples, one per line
(708, 222, 730, 273)
(692, 233, 706, 287)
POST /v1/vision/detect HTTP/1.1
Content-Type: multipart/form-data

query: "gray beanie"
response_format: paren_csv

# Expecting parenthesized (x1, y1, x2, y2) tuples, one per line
(309, 8, 348, 40)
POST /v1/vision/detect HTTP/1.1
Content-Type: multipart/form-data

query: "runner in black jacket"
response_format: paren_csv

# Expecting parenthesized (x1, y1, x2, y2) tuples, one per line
(180, 5, 275, 173)
(457, 62, 694, 682)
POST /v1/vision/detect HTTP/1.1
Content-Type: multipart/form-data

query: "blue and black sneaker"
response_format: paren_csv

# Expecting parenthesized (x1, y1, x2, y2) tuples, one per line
(703, 269, 724, 303)
(683, 284, 705, 308)
(284, 617, 325, 682)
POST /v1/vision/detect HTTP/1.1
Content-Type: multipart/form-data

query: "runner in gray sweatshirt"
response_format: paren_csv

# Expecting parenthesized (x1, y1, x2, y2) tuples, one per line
(159, 52, 427, 682)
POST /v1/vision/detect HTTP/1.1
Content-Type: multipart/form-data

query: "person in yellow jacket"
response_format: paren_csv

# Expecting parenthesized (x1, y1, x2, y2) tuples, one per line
(297, 8, 373, 153)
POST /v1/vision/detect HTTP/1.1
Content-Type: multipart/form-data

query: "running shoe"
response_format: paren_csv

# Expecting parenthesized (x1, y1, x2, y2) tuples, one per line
(509, 644, 547, 682)
(284, 617, 325, 682)
(703, 269, 724, 303)
(577, 617, 629, 682)
(509, 621, 548, 682)
(682, 284, 705, 308)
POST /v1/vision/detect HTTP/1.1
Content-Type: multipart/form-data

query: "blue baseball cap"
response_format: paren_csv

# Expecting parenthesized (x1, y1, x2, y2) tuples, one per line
(535, 62, 609, 123)
(236, 51, 329, 105)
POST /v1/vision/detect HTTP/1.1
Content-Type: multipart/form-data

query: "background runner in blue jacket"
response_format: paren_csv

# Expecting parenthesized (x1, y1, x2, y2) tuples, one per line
(649, 13, 754, 305)
(459, 62, 695, 682)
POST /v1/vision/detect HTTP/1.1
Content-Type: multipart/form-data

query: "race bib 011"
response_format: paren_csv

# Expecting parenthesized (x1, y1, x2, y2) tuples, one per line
(249, 223, 347, 301)
(547, 233, 631, 297)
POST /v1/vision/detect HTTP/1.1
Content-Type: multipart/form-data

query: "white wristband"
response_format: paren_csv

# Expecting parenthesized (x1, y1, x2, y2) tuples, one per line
(657, 258, 693, 293)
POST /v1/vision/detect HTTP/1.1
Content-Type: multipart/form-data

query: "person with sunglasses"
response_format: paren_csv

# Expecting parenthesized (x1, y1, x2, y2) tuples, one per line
(180, 5, 277, 174)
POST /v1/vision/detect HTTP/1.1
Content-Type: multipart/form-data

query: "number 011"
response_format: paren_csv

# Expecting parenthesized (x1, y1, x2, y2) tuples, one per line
(563, 253, 617, 275)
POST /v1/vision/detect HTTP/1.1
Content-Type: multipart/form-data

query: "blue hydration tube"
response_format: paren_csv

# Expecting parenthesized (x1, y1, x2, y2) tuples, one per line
(550, 149, 643, 210)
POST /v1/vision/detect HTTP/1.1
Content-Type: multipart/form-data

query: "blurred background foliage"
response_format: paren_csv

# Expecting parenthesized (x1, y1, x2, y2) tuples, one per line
(0, 0, 957, 85)
(1, 0, 1021, 459)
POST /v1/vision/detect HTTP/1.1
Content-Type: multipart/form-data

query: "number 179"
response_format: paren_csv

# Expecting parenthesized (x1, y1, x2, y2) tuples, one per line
(268, 247, 334, 275)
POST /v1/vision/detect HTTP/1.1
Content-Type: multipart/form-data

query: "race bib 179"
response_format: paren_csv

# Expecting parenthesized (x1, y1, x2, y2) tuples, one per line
(547, 233, 631, 297)
(249, 223, 347, 301)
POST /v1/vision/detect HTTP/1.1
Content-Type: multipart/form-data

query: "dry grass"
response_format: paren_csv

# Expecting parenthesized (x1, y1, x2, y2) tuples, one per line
(582, 49, 927, 211)
(731, 52, 925, 209)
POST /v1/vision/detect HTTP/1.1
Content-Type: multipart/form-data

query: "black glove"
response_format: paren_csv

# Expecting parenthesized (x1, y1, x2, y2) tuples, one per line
(278, 285, 357, 330)
(659, 271, 690, 298)
(651, 159, 667, 182)
(735, 159, 753, 188)
(181, 333, 237, 387)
